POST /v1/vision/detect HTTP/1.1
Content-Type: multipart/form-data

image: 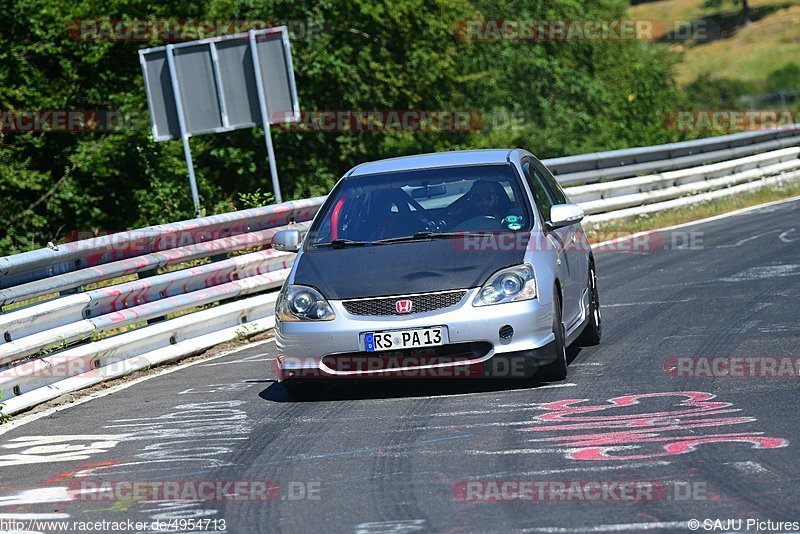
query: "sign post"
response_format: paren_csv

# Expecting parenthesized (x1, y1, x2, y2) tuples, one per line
(249, 29, 283, 203)
(163, 43, 202, 214)
(139, 27, 300, 214)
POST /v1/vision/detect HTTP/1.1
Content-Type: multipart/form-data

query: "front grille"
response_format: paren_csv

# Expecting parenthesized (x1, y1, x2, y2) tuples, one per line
(342, 290, 467, 316)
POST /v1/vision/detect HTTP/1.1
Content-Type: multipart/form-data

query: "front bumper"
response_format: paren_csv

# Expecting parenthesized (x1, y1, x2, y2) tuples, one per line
(275, 288, 556, 379)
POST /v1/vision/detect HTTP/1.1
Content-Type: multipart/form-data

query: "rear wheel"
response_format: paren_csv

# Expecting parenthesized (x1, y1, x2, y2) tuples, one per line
(537, 289, 568, 382)
(576, 261, 602, 346)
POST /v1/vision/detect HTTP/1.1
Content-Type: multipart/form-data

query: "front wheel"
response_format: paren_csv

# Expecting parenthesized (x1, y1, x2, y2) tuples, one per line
(537, 289, 568, 382)
(576, 261, 602, 346)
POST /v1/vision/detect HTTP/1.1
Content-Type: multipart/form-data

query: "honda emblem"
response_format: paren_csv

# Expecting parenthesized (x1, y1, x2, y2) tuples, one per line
(395, 299, 413, 314)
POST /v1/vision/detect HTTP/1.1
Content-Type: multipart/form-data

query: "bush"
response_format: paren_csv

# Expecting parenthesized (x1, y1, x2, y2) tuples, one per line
(682, 74, 757, 109)
(766, 63, 800, 92)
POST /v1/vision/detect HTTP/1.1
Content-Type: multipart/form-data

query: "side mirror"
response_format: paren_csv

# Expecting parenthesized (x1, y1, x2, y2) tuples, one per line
(272, 229, 301, 253)
(547, 203, 585, 230)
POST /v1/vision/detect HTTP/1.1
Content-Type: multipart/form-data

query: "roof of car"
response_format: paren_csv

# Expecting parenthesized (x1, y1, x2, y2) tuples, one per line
(347, 149, 522, 177)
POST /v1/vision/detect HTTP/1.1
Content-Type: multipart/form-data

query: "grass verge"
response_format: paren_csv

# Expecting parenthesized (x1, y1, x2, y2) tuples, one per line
(629, 0, 800, 85)
(585, 179, 800, 242)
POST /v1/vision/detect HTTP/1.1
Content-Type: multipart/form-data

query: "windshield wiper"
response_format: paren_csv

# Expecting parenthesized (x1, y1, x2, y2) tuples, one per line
(372, 231, 492, 245)
(316, 231, 495, 248)
(314, 238, 372, 249)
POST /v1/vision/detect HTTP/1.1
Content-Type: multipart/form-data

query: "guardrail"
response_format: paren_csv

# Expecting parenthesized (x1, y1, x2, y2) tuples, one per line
(546, 126, 800, 185)
(0, 199, 324, 416)
(569, 146, 800, 224)
(1, 128, 799, 416)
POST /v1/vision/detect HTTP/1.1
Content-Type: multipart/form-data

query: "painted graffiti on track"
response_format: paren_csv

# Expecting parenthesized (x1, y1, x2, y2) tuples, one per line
(523, 391, 788, 460)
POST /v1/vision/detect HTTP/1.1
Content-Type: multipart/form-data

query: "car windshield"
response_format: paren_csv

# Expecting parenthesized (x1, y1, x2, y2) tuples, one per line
(308, 164, 532, 246)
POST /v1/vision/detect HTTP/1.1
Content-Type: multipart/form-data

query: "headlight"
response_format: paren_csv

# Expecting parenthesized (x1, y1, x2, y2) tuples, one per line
(473, 264, 536, 306)
(277, 285, 336, 321)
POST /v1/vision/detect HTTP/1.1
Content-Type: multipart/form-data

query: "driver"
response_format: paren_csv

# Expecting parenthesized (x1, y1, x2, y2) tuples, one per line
(448, 179, 515, 229)
(465, 179, 505, 218)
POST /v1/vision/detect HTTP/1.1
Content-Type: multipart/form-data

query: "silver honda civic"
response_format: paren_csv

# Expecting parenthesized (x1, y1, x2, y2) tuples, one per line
(271, 149, 601, 383)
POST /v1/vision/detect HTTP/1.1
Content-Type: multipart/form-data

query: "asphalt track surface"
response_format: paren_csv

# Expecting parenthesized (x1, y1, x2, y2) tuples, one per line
(1, 199, 799, 534)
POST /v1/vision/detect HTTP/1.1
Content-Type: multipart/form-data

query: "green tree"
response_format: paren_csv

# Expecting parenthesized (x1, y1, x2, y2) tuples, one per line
(1, 0, 681, 256)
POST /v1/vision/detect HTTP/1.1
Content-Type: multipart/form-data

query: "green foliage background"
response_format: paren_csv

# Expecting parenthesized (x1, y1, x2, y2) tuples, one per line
(1, 0, 682, 255)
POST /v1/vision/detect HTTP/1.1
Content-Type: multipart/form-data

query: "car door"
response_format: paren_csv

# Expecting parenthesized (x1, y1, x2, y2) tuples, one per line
(532, 158, 588, 329)
(522, 158, 583, 330)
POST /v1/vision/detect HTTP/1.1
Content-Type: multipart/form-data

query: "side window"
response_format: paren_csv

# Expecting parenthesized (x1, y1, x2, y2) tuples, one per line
(523, 160, 555, 221)
(532, 159, 568, 205)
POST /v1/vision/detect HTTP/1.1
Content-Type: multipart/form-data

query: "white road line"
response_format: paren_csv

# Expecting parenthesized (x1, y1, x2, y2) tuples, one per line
(200, 354, 274, 367)
(592, 194, 800, 250)
(516, 460, 672, 475)
(436, 407, 545, 416)
(0, 486, 73, 506)
(779, 228, 798, 243)
(723, 264, 800, 282)
(715, 228, 782, 248)
(469, 461, 672, 480)
(0, 513, 70, 519)
(404, 420, 545, 431)
(518, 522, 690, 532)
(402, 384, 576, 401)
(458, 448, 576, 455)
(603, 299, 693, 308)
(0, 338, 275, 437)
(725, 461, 770, 474)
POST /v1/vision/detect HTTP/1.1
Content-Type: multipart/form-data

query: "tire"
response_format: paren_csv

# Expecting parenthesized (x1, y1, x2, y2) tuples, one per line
(537, 288, 568, 382)
(576, 261, 602, 346)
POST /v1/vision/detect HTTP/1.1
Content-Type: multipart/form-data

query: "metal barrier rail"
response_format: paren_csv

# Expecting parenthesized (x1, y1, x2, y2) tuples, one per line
(544, 126, 800, 184)
(1, 130, 799, 416)
(0, 197, 325, 291)
(568, 147, 800, 217)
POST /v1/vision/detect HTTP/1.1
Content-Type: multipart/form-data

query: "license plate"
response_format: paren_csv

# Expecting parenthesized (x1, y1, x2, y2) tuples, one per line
(364, 327, 445, 352)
